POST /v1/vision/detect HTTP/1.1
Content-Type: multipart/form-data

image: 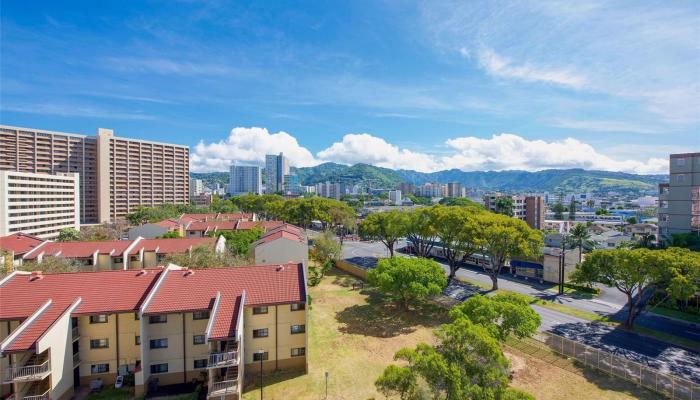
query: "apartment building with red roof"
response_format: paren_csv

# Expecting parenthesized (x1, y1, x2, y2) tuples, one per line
(0, 233, 44, 269)
(251, 226, 308, 266)
(0, 263, 307, 400)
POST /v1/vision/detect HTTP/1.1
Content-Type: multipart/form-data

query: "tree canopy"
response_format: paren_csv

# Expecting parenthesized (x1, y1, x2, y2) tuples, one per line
(57, 228, 81, 242)
(162, 245, 242, 269)
(211, 228, 264, 256)
(368, 257, 447, 310)
(359, 210, 407, 257)
(450, 292, 541, 341)
(571, 247, 700, 327)
(20, 256, 83, 273)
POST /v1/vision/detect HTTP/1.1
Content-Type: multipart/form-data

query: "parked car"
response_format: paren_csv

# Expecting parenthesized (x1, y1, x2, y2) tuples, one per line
(115, 375, 124, 389)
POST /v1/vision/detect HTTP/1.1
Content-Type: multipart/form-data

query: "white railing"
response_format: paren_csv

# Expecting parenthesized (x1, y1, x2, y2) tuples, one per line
(23, 389, 50, 400)
(208, 380, 237, 397)
(71, 326, 79, 340)
(5, 359, 50, 381)
(208, 351, 238, 368)
(72, 353, 80, 366)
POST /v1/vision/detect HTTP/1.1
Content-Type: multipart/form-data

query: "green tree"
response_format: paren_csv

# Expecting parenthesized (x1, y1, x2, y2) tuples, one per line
(450, 292, 541, 341)
(494, 196, 514, 217)
(374, 365, 419, 400)
(595, 208, 609, 215)
(669, 233, 700, 251)
(212, 228, 264, 256)
(380, 317, 525, 399)
(328, 202, 357, 245)
(568, 223, 591, 263)
(568, 197, 576, 221)
(158, 231, 182, 239)
(635, 233, 656, 249)
(359, 210, 407, 257)
(404, 207, 438, 258)
(312, 230, 342, 264)
(162, 245, 241, 269)
(552, 202, 565, 220)
(626, 216, 638, 225)
(439, 197, 483, 208)
(368, 257, 447, 310)
(20, 256, 83, 273)
(80, 224, 123, 241)
(571, 247, 700, 327)
(56, 228, 81, 242)
(480, 214, 543, 290)
(433, 206, 483, 281)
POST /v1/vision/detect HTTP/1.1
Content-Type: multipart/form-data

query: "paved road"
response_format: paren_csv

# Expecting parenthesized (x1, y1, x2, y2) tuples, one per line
(341, 240, 700, 343)
(339, 239, 700, 381)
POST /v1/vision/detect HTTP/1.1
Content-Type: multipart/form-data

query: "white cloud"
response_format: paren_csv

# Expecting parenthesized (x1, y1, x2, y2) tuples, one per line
(190, 127, 319, 172)
(192, 127, 668, 174)
(317, 134, 440, 172)
(477, 47, 586, 89)
(546, 118, 661, 134)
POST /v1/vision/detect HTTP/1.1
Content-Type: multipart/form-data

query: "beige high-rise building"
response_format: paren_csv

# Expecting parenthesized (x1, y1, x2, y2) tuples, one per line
(0, 125, 189, 223)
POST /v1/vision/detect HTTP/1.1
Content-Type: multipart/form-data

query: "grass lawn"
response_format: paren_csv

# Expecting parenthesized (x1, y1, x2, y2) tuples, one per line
(85, 387, 134, 400)
(648, 305, 700, 324)
(242, 268, 658, 400)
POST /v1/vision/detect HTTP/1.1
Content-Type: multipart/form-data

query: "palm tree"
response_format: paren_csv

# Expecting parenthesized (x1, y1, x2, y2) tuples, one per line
(568, 223, 591, 263)
(636, 233, 656, 249)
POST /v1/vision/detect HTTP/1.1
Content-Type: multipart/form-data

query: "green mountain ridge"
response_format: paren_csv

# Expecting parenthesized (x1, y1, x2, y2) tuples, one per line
(193, 163, 667, 194)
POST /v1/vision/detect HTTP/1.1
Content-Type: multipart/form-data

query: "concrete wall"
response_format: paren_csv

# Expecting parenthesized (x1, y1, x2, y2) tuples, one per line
(334, 260, 368, 280)
(242, 304, 306, 372)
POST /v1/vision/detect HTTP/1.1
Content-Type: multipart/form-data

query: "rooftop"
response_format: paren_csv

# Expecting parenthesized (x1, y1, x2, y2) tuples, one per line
(0, 233, 44, 255)
(24, 240, 133, 260)
(128, 237, 216, 255)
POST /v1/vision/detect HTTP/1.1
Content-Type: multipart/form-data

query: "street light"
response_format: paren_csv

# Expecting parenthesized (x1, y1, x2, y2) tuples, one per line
(256, 350, 265, 400)
(559, 234, 570, 295)
(325, 371, 329, 399)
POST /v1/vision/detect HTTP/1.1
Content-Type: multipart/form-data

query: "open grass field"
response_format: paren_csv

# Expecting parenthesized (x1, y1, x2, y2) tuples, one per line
(241, 268, 658, 400)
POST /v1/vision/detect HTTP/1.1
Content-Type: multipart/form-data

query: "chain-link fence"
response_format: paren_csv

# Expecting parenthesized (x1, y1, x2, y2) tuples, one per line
(539, 331, 699, 400)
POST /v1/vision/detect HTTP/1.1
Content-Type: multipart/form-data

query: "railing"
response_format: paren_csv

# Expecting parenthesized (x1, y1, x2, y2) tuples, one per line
(539, 332, 699, 400)
(208, 351, 238, 368)
(4, 360, 50, 382)
(208, 380, 237, 397)
(71, 326, 79, 340)
(72, 352, 80, 366)
(23, 389, 50, 400)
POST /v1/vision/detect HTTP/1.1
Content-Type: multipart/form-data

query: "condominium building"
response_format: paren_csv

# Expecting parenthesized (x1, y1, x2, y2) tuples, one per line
(397, 183, 415, 196)
(315, 182, 344, 200)
(415, 182, 444, 198)
(0, 171, 80, 239)
(190, 179, 204, 197)
(283, 174, 302, 196)
(658, 152, 700, 243)
(229, 165, 262, 196)
(388, 190, 402, 205)
(446, 182, 462, 198)
(484, 194, 545, 230)
(0, 263, 308, 400)
(264, 153, 289, 194)
(0, 125, 189, 224)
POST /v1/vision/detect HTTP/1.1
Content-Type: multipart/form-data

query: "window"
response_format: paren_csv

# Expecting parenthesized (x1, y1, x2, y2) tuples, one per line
(149, 315, 167, 324)
(253, 328, 268, 338)
(290, 303, 305, 311)
(290, 324, 305, 334)
(150, 363, 168, 374)
(678, 174, 686, 183)
(291, 347, 306, 357)
(91, 363, 109, 374)
(90, 339, 109, 349)
(193, 311, 210, 320)
(193, 359, 207, 369)
(193, 335, 206, 345)
(677, 158, 686, 166)
(252, 306, 268, 315)
(113, 257, 124, 264)
(135, 336, 141, 346)
(150, 338, 168, 349)
(134, 313, 140, 320)
(253, 351, 269, 361)
(90, 314, 108, 324)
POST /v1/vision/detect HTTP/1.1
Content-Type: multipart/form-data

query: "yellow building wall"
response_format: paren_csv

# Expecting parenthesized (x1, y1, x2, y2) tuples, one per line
(143, 252, 158, 268)
(242, 304, 307, 371)
(78, 312, 140, 384)
(37, 309, 73, 400)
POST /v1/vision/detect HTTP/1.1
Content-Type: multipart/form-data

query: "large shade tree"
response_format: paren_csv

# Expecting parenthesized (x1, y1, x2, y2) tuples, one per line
(571, 247, 700, 327)
(450, 292, 541, 341)
(359, 210, 407, 257)
(404, 207, 439, 258)
(368, 257, 447, 310)
(479, 214, 543, 290)
(433, 206, 484, 282)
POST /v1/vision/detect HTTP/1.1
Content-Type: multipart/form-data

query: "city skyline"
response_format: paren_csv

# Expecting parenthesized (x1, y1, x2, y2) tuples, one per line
(2, 1, 698, 175)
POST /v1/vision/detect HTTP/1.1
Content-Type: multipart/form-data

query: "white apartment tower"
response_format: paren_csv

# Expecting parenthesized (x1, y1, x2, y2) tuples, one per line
(264, 153, 290, 194)
(189, 178, 204, 197)
(229, 164, 262, 196)
(0, 171, 80, 239)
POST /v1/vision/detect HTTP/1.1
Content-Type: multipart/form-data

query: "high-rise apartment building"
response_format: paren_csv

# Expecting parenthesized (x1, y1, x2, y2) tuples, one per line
(264, 153, 289, 194)
(0, 171, 80, 239)
(315, 182, 344, 200)
(0, 125, 189, 223)
(229, 164, 262, 196)
(484, 194, 545, 230)
(447, 182, 462, 198)
(190, 178, 204, 197)
(389, 190, 402, 205)
(658, 152, 700, 243)
(283, 174, 302, 195)
(397, 183, 415, 196)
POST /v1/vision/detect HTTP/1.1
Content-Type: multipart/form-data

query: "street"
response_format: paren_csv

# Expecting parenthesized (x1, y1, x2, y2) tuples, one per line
(339, 239, 700, 382)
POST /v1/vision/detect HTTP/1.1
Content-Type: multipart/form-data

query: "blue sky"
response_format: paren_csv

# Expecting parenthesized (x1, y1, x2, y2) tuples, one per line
(1, 0, 698, 173)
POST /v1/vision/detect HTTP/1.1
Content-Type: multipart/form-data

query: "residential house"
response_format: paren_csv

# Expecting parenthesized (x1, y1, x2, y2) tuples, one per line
(0, 233, 44, 269)
(251, 225, 307, 266)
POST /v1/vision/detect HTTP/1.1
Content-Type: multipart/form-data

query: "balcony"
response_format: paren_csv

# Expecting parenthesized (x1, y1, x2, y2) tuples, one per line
(207, 351, 238, 368)
(207, 380, 238, 398)
(22, 389, 50, 400)
(72, 352, 80, 366)
(4, 359, 50, 382)
(71, 326, 80, 341)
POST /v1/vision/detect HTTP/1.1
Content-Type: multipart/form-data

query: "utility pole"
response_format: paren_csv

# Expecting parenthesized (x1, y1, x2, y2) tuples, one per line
(559, 234, 567, 295)
(325, 371, 329, 399)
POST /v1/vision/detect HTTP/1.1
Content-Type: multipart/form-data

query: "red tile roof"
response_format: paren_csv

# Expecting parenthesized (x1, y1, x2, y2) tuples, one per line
(154, 219, 182, 228)
(0, 233, 44, 255)
(144, 263, 306, 339)
(255, 231, 305, 246)
(23, 240, 133, 260)
(0, 269, 163, 352)
(128, 237, 216, 255)
(236, 220, 285, 231)
(186, 221, 238, 232)
(3, 299, 77, 352)
(217, 213, 253, 221)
